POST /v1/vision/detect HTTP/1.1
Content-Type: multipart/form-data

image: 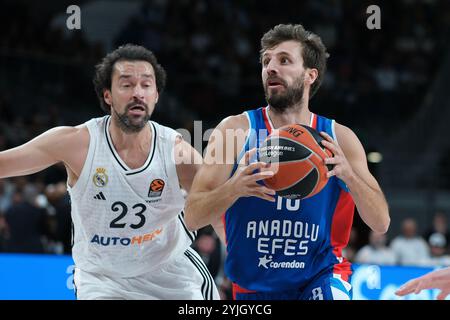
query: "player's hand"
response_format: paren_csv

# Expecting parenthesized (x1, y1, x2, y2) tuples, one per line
(228, 148, 276, 202)
(395, 277, 429, 297)
(395, 268, 450, 300)
(320, 132, 354, 182)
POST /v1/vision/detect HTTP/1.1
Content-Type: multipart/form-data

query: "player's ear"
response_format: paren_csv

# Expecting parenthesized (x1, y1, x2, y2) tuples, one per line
(155, 91, 159, 104)
(103, 90, 112, 106)
(306, 68, 318, 86)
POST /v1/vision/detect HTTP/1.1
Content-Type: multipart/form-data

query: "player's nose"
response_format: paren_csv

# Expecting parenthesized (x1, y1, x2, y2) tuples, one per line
(265, 60, 279, 76)
(132, 85, 145, 100)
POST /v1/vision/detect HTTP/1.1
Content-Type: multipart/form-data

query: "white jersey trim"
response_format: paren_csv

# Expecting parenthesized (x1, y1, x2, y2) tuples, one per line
(67, 120, 96, 200)
(104, 116, 156, 175)
(235, 111, 252, 165)
(331, 119, 339, 146)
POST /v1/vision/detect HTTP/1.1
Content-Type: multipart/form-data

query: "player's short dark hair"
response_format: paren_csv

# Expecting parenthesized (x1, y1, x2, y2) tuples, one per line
(260, 24, 329, 99)
(93, 44, 167, 113)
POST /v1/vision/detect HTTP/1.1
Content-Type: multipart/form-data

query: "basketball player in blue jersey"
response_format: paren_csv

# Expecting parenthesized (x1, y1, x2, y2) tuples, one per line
(0, 44, 219, 300)
(185, 24, 390, 300)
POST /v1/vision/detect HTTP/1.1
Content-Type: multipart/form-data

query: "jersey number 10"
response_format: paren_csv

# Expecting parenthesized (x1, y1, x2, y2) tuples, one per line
(276, 196, 301, 212)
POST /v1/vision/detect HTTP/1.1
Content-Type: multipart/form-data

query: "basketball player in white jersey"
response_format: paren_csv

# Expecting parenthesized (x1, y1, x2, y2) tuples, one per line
(0, 44, 219, 300)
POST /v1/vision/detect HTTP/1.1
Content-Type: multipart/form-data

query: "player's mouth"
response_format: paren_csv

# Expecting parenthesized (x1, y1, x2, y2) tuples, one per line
(128, 105, 146, 116)
(267, 79, 285, 89)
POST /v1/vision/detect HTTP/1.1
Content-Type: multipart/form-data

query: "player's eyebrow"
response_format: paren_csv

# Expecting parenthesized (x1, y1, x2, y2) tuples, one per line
(261, 50, 293, 61)
(118, 74, 154, 79)
(273, 51, 294, 58)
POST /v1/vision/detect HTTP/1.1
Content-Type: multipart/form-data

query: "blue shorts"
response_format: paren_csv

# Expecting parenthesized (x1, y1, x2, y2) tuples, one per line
(234, 273, 352, 300)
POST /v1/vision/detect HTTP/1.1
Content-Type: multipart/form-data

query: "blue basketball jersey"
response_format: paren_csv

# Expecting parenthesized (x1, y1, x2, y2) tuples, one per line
(223, 106, 355, 296)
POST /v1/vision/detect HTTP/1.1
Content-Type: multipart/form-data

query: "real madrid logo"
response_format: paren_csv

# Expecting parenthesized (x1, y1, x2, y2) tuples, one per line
(93, 167, 108, 187)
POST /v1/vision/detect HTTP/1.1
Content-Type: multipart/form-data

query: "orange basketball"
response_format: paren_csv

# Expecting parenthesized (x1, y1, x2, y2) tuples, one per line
(259, 124, 333, 200)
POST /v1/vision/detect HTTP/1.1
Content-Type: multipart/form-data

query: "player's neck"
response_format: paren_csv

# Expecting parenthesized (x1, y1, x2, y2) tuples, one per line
(268, 101, 312, 129)
(108, 120, 152, 152)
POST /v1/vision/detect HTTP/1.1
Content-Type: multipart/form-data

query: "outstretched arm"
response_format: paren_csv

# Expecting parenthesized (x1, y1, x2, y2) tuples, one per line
(0, 126, 88, 181)
(320, 124, 390, 233)
(395, 267, 450, 300)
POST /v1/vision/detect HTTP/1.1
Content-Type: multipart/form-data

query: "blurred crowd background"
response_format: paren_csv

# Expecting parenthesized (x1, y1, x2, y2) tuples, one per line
(1, 0, 450, 299)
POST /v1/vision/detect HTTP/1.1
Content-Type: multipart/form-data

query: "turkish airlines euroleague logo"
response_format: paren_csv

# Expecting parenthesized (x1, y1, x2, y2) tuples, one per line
(148, 179, 165, 198)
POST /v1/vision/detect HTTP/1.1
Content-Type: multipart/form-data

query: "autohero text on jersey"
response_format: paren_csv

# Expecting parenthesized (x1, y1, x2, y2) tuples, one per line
(90, 228, 163, 246)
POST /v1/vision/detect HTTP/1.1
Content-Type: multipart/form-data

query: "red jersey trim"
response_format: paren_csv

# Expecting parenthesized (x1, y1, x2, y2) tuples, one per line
(232, 282, 257, 300)
(262, 106, 273, 134)
(330, 189, 355, 282)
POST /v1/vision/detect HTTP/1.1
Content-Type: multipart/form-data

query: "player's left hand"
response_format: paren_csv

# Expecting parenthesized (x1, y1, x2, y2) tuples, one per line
(396, 268, 450, 300)
(395, 277, 427, 297)
(319, 131, 354, 181)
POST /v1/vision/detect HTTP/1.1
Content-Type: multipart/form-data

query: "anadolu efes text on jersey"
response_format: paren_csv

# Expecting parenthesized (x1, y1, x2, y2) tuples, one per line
(224, 107, 355, 293)
(67, 116, 195, 278)
(247, 219, 320, 258)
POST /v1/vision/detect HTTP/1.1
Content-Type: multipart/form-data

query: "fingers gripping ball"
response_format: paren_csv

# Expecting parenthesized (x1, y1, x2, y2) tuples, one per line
(259, 124, 333, 200)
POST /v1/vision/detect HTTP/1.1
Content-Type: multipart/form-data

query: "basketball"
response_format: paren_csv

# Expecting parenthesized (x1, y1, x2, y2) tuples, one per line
(259, 124, 333, 200)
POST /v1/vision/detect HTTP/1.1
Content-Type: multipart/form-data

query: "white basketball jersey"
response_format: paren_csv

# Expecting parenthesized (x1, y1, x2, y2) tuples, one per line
(67, 116, 195, 278)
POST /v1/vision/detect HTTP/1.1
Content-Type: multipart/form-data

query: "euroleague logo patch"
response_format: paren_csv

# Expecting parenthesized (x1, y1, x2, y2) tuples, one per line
(148, 179, 165, 197)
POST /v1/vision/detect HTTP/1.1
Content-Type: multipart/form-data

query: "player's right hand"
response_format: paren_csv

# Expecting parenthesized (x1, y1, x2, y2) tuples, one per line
(227, 148, 276, 202)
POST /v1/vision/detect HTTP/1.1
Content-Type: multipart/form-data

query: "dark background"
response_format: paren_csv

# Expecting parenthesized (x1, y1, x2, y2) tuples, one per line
(1, 0, 450, 298)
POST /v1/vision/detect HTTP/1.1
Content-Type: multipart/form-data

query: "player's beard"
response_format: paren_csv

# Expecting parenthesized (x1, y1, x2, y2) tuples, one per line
(112, 101, 151, 133)
(265, 73, 305, 113)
